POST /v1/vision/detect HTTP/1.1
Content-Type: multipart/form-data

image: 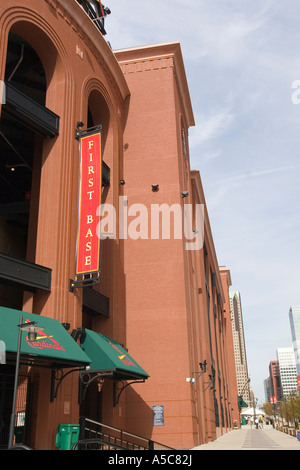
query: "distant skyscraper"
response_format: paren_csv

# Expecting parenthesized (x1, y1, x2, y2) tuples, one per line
(276, 348, 298, 397)
(289, 306, 300, 376)
(264, 377, 271, 403)
(229, 291, 250, 405)
(268, 360, 282, 402)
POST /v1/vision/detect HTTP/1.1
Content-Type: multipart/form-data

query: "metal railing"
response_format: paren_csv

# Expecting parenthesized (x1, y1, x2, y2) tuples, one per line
(76, 0, 107, 35)
(71, 438, 128, 450)
(79, 417, 174, 450)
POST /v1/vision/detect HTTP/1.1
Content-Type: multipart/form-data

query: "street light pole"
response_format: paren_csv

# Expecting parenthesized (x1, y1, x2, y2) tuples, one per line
(290, 392, 296, 430)
(253, 396, 257, 425)
(8, 315, 42, 448)
(8, 314, 23, 448)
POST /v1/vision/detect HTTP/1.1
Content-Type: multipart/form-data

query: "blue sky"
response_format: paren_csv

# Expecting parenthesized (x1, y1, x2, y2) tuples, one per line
(104, 0, 300, 403)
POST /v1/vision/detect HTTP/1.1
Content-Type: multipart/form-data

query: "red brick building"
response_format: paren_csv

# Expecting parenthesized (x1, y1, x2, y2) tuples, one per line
(269, 360, 282, 403)
(0, 0, 239, 449)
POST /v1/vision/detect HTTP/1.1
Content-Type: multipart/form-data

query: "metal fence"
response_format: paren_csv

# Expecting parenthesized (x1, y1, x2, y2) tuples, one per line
(0, 370, 30, 449)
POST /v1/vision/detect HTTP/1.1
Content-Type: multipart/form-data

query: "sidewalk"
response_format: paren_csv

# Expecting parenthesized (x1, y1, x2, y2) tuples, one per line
(192, 425, 300, 450)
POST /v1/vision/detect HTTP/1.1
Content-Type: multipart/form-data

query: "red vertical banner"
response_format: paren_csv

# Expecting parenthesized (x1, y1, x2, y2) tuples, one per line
(75, 130, 102, 276)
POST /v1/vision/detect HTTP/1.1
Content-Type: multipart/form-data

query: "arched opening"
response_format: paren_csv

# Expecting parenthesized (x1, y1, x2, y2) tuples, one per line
(87, 89, 110, 148)
(4, 32, 46, 104)
(0, 27, 59, 448)
(0, 32, 51, 310)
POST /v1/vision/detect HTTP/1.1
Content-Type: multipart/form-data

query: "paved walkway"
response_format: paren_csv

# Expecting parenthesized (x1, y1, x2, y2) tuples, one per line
(192, 425, 300, 450)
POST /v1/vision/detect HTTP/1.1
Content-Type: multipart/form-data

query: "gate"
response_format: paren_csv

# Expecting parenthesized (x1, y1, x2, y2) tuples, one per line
(0, 366, 33, 448)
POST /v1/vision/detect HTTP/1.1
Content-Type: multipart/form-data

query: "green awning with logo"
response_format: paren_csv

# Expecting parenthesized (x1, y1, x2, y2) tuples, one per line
(0, 306, 90, 368)
(80, 328, 149, 380)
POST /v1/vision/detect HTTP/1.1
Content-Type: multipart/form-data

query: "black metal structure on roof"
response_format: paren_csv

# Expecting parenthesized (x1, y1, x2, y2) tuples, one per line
(76, 0, 110, 35)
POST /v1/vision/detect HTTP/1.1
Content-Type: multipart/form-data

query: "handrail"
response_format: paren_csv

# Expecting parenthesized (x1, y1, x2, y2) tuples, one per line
(71, 438, 128, 451)
(80, 417, 174, 450)
(85, 417, 149, 443)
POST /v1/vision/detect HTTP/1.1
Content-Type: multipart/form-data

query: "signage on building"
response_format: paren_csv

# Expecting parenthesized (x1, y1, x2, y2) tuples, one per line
(75, 129, 102, 276)
(153, 405, 164, 426)
(24, 318, 66, 352)
(108, 339, 137, 368)
(270, 396, 277, 404)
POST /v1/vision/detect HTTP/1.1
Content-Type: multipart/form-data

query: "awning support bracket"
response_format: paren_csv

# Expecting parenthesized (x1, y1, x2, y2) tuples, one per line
(77, 370, 146, 407)
(113, 379, 146, 407)
(50, 367, 86, 403)
(79, 370, 114, 403)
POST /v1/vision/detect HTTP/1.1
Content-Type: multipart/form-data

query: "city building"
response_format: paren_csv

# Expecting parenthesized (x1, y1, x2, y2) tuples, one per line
(264, 377, 271, 403)
(219, 268, 240, 427)
(0, 0, 239, 450)
(229, 291, 250, 406)
(267, 360, 282, 403)
(289, 306, 300, 380)
(276, 348, 298, 397)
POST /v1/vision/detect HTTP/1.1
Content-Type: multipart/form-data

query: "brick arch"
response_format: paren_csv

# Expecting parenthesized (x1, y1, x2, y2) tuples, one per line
(0, 7, 73, 92)
(82, 77, 120, 186)
(7, 22, 73, 120)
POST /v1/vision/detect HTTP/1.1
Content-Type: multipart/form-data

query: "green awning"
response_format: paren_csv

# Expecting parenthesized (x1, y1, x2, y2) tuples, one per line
(238, 396, 249, 408)
(80, 328, 149, 380)
(0, 306, 90, 368)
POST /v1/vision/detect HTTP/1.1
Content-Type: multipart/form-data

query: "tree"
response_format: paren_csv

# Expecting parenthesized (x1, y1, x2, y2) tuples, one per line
(263, 402, 273, 417)
(280, 393, 300, 427)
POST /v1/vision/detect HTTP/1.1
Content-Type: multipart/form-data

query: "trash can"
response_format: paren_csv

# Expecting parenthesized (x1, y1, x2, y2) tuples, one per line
(14, 426, 25, 444)
(55, 424, 80, 450)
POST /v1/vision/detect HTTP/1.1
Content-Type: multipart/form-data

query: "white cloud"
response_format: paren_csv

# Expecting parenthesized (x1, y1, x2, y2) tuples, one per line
(190, 109, 235, 146)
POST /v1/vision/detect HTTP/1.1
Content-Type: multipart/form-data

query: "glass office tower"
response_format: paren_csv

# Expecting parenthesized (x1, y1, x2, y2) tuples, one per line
(289, 306, 300, 376)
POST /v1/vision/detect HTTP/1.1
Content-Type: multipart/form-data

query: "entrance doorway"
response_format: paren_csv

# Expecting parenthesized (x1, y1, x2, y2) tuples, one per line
(80, 380, 103, 423)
